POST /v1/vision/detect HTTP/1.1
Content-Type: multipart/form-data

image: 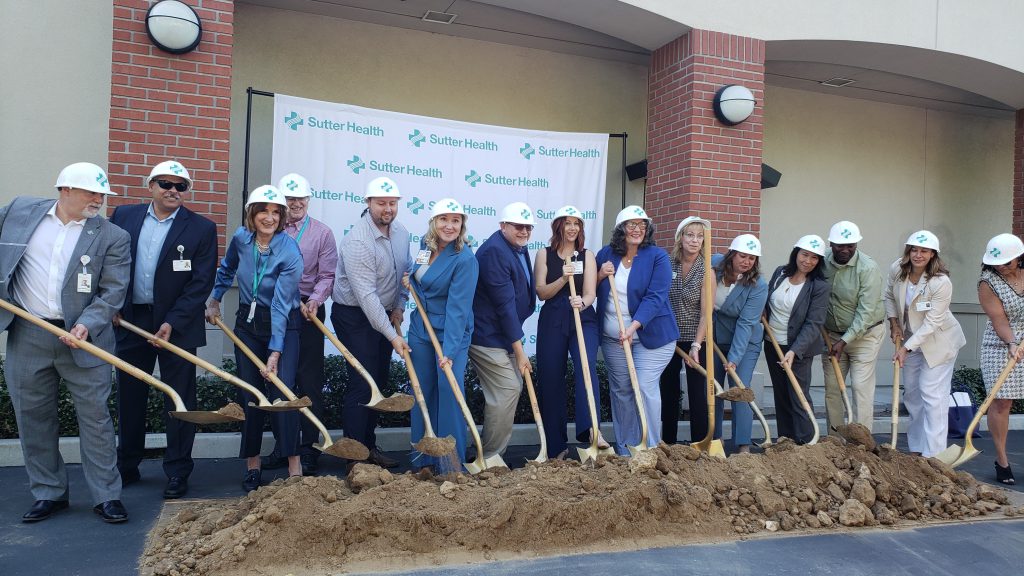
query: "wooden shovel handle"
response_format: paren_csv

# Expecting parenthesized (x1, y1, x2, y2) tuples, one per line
(565, 256, 603, 450)
(305, 311, 381, 396)
(606, 273, 648, 447)
(393, 319, 437, 439)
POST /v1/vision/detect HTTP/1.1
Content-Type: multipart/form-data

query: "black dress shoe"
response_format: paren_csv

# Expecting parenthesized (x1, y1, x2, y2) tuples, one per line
(119, 468, 141, 487)
(93, 500, 128, 523)
(163, 477, 189, 499)
(300, 454, 319, 476)
(22, 499, 69, 523)
(367, 448, 399, 468)
(261, 449, 287, 470)
(242, 469, 262, 493)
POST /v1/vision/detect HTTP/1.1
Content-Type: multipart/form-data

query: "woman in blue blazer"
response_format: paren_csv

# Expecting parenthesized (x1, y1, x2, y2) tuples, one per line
(406, 199, 479, 472)
(711, 234, 768, 454)
(764, 235, 831, 445)
(597, 206, 679, 455)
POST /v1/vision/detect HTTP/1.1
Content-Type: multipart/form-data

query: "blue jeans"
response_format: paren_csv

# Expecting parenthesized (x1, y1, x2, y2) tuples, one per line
(602, 337, 674, 455)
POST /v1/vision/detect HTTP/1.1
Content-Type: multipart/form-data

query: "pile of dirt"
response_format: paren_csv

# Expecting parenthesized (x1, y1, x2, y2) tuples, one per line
(141, 439, 1010, 576)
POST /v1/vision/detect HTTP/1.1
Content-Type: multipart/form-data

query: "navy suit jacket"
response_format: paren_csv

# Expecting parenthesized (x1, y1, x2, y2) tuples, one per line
(764, 265, 831, 360)
(410, 241, 478, 359)
(596, 244, 679, 349)
(111, 203, 217, 350)
(471, 230, 536, 352)
(711, 253, 769, 365)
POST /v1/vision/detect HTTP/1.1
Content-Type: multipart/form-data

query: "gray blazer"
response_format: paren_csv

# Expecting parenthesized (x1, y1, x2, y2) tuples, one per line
(764, 265, 831, 360)
(0, 197, 131, 367)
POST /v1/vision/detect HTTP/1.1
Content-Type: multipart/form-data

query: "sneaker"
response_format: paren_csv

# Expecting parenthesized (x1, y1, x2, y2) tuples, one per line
(242, 469, 262, 493)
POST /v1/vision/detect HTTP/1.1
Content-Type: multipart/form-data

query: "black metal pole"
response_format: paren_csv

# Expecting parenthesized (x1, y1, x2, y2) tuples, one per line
(242, 87, 254, 212)
(621, 132, 628, 209)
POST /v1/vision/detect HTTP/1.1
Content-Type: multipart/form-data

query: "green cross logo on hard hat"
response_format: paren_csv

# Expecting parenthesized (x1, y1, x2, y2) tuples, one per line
(96, 172, 108, 189)
(379, 181, 394, 194)
(632, 207, 644, 217)
(347, 155, 365, 174)
(264, 190, 277, 200)
(916, 234, 928, 243)
(746, 240, 757, 250)
(406, 196, 425, 215)
(446, 200, 460, 212)
(465, 170, 481, 188)
(565, 207, 577, 215)
(990, 247, 1002, 258)
(284, 112, 304, 131)
(169, 163, 184, 175)
(809, 239, 820, 248)
(840, 228, 852, 239)
(408, 129, 426, 148)
(519, 143, 536, 160)
(284, 179, 298, 193)
(520, 208, 531, 219)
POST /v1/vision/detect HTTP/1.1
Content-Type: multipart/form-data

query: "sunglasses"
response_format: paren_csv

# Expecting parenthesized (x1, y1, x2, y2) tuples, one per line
(154, 179, 189, 192)
(509, 223, 534, 232)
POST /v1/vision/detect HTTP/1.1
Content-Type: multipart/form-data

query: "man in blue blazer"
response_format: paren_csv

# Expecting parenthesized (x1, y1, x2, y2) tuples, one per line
(470, 202, 537, 460)
(110, 161, 217, 500)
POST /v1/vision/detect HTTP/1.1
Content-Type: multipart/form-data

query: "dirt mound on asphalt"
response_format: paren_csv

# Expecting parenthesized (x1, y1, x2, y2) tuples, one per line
(141, 440, 1009, 576)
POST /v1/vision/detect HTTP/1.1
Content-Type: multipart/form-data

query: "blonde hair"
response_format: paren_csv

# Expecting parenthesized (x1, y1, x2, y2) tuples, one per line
(424, 214, 469, 253)
(672, 222, 707, 264)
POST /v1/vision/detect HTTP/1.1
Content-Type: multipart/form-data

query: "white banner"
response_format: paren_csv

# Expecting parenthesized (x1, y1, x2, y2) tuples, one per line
(271, 93, 608, 354)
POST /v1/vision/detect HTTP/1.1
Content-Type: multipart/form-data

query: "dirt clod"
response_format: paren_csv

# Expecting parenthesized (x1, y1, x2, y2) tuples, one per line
(716, 387, 756, 403)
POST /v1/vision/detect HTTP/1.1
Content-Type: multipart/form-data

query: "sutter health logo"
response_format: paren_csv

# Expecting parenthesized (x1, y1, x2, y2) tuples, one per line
(407, 196, 425, 215)
(464, 169, 548, 189)
(348, 155, 443, 179)
(409, 128, 499, 151)
(282, 111, 384, 137)
(521, 142, 601, 159)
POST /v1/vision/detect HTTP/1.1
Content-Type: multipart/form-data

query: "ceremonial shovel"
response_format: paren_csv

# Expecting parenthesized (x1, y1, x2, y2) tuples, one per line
(763, 317, 819, 445)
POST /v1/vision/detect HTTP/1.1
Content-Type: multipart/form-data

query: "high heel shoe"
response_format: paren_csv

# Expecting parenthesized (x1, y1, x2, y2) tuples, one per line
(995, 461, 1015, 485)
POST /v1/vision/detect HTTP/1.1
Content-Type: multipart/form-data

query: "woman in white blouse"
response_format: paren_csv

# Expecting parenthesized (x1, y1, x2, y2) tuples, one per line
(885, 230, 965, 458)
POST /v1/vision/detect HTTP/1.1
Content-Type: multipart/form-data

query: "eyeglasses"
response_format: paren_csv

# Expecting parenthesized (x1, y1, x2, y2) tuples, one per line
(154, 179, 189, 192)
(683, 233, 704, 241)
(624, 221, 649, 232)
(509, 223, 534, 232)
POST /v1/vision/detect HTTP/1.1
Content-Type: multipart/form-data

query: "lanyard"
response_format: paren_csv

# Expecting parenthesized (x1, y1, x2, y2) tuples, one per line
(294, 216, 310, 244)
(250, 241, 271, 300)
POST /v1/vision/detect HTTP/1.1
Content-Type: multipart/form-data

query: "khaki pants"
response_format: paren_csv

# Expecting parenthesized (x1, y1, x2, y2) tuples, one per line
(821, 323, 885, 432)
(469, 345, 523, 459)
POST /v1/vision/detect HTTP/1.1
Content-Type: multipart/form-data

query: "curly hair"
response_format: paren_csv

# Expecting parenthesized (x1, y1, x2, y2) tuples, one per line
(609, 221, 656, 256)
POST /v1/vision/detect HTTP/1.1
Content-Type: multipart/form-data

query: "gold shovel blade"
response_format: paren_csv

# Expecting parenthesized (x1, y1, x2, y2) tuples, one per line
(464, 459, 484, 474)
(251, 397, 312, 412)
(627, 444, 649, 457)
(316, 438, 370, 461)
(367, 393, 416, 413)
(169, 409, 244, 424)
(708, 439, 726, 458)
(935, 442, 979, 467)
(577, 446, 599, 463)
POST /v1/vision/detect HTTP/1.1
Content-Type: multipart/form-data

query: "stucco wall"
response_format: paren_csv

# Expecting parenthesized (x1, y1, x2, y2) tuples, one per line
(0, 0, 113, 201)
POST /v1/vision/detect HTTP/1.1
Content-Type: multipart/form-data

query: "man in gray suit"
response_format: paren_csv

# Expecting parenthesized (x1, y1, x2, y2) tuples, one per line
(0, 162, 132, 523)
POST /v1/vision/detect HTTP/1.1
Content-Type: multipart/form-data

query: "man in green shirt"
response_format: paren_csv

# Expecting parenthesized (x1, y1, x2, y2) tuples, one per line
(822, 220, 885, 433)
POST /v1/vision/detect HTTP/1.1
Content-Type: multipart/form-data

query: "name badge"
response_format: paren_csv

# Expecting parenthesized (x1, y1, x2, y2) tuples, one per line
(572, 260, 583, 275)
(173, 260, 192, 271)
(77, 273, 92, 293)
(415, 249, 431, 265)
(916, 301, 932, 312)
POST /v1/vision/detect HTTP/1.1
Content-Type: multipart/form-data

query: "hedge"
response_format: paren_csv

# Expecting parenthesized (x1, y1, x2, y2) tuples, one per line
(0, 355, 614, 439)
(1, 359, 1019, 440)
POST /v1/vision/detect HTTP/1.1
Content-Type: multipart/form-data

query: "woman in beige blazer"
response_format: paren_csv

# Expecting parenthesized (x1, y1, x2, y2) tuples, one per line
(885, 230, 966, 457)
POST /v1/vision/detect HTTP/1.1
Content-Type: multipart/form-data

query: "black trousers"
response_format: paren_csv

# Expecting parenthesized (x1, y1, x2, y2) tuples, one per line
(764, 341, 816, 444)
(295, 302, 326, 456)
(331, 303, 392, 450)
(658, 340, 704, 444)
(116, 306, 197, 479)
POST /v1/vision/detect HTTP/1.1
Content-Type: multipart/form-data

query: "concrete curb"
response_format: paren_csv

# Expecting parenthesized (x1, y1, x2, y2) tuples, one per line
(3, 415, 1024, 467)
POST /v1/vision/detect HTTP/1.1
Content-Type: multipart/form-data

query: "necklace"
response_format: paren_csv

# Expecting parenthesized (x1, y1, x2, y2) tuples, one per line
(255, 239, 270, 253)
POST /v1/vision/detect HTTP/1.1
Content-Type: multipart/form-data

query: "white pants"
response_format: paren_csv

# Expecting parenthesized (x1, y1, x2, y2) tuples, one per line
(901, 349, 953, 457)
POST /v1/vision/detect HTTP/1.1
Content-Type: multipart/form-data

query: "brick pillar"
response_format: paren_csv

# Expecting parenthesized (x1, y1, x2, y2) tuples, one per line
(646, 30, 765, 250)
(107, 0, 233, 245)
(1014, 109, 1024, 236)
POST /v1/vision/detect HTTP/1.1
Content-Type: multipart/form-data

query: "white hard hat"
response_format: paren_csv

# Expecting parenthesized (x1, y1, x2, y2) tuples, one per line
(431, 198, 466, 220)
(615, 205, 650, 227)
(245, 185, 286, 208)
(553, 205, 582, 221)
(675, 216, 711, 239)
(54, 162, 115, 195)
(729, 234, 762, 257)
(277, 173, 311, 198)
(794, 234, 826, 256)
(146, 161, 192, 188)
(983, 233, 1024, 266)
(828, 220, 862, 244)
(365, 176, 400, 198)
(500, 202, 535, 225)
(906, 230, 940, 253)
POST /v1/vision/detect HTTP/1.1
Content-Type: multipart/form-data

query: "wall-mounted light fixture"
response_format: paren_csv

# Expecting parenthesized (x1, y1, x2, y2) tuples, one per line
(146, 0, 202, 55)
(712, 84, 756, 126)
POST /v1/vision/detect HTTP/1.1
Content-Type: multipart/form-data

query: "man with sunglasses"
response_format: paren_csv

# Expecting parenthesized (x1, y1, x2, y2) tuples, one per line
(469, 202, 537, 462)
(110, 160, 217, 500)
